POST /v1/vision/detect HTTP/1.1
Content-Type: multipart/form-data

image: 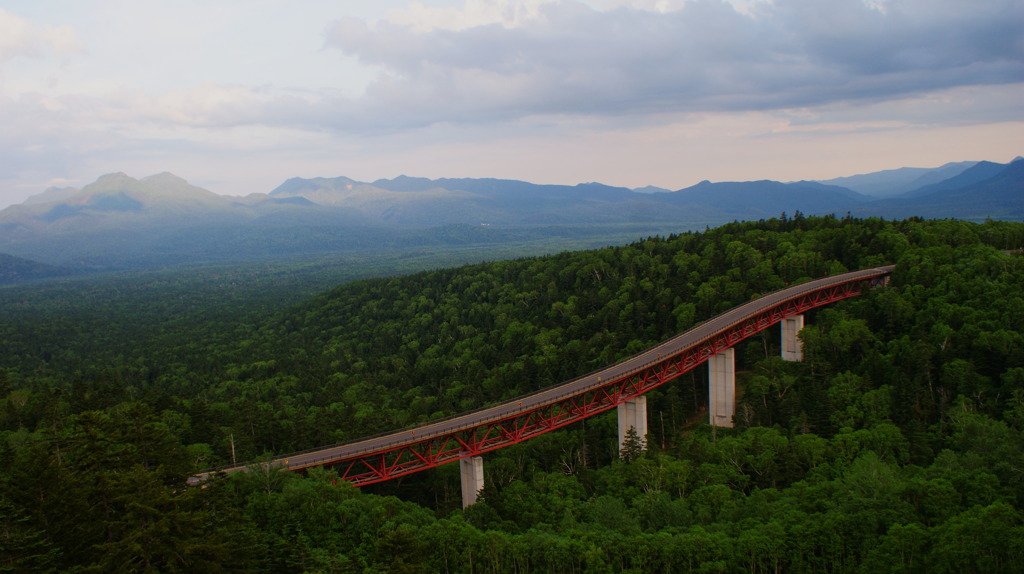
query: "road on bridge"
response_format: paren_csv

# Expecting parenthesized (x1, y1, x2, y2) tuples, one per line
(191, 264, 894, 485)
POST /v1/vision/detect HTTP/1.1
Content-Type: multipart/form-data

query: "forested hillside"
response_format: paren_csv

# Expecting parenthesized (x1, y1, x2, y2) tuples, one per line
(2, 215, 1024, 572)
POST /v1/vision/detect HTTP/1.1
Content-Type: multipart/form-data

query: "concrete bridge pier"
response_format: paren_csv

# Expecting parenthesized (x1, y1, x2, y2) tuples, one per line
(460, 456, 484, 508)
(617, 395, 649, 454)
(781, 314, 805, 362)
(709, 347, 736, 428)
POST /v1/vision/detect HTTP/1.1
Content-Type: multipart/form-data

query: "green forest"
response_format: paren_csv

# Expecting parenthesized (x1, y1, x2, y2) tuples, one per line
(2, 215, 1024, 573)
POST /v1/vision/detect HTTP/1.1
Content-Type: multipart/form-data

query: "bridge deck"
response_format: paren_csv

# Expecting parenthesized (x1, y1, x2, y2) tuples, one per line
(192, 264, 894, 484)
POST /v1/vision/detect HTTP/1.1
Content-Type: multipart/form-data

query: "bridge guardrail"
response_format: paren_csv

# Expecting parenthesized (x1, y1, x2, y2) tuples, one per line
(194, 264, 894, 479)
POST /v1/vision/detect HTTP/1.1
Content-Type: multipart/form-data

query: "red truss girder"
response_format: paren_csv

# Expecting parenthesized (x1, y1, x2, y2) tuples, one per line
(188, 269, 892, 487)
(329, 277, 878, 486)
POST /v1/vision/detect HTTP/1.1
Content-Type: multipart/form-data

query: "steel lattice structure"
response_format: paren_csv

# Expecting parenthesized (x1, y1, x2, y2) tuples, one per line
(191, 265, 894, 487)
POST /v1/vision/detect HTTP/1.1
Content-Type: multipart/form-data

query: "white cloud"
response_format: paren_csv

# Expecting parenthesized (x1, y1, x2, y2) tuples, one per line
(0, 0, 1020, 208)
(381, 0, 549, 32)
(323, 0, 1024, 129)
(6, 1, 1020, 141)
(0, 8, 78, 62)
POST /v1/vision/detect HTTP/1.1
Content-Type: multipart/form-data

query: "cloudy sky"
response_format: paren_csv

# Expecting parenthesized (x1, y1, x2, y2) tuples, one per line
(0, 0, 1021, 208)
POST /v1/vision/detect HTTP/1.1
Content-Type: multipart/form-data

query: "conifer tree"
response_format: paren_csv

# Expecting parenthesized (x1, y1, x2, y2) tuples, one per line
(619, 426, 646, 462)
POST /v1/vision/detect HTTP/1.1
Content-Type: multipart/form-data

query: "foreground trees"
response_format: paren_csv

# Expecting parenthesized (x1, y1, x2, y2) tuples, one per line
(2, 216, 1024, 571)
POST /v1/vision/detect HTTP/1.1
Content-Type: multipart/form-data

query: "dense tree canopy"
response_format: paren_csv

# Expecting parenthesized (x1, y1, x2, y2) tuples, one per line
(2, 215, 1024, 572)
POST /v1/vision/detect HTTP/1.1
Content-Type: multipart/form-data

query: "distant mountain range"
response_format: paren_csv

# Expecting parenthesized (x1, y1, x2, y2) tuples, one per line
(0, 252, 68, 283)
(0, 157, 1020, 275)
(815, 161, 981, 197)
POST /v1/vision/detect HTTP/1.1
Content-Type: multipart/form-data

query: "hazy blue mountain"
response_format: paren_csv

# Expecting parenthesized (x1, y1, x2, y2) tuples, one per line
(0, 173, 372, 267)
(0, 252, 69, 284)
(368, 175, 636, 201)
(633, 185, 672, 194)
(660, 180, 870, 219)
(850, 159, 1024, 220)
(1, 159, 1020, 272)
(271, 175, 690, 226)
(900, 161, 1010, 198)
(269, 175, 499, 224)
(22, 186, 80, 205)
(817, 161, 977, 197)
(2, 172, 693, 269)
(2, 172, 244, 229)
(900, 162, 983, 193)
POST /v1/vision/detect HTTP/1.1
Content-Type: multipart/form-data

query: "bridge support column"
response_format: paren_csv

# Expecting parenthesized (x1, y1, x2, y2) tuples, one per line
(781, 314, 805, 362)
(617, 395, 648, 455)
(709, 347, 735, 428)
(460, 456, 484, 508)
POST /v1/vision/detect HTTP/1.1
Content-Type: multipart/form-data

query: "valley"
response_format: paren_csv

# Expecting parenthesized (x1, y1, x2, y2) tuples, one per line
(2, 215, 1023, 572)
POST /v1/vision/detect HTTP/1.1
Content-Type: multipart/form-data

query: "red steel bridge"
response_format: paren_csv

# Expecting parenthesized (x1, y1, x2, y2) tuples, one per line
(191, 265, 894, 487)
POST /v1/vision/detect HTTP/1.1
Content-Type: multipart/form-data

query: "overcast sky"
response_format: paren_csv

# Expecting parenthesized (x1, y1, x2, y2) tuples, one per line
(0, 0, 1021, 207)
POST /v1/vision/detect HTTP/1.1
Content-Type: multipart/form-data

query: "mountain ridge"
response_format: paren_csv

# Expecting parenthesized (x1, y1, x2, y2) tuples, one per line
(815, 161, 979, 197)
(900, 161, 1010, 198)
(1, 157, 1020, 272)
(0, 252, 70, 283)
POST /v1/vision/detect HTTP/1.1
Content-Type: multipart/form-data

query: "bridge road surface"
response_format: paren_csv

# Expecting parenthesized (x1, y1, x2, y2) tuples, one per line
(191, 264, 895, 484)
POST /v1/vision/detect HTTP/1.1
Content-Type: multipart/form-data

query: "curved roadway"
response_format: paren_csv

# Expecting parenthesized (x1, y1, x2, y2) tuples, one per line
(196, 264, 894, 480)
